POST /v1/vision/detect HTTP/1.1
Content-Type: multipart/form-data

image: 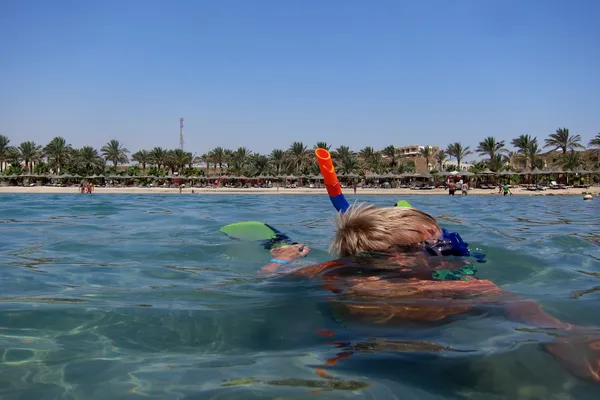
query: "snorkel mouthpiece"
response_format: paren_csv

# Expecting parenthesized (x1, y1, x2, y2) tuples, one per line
(315, 148, 349, 213)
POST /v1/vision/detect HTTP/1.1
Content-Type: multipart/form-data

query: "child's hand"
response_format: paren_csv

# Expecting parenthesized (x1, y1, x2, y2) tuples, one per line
(270, 244, 310, 262)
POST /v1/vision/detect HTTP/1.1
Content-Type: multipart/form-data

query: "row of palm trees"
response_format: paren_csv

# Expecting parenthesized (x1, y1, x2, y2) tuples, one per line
(1, 129, 599, 178)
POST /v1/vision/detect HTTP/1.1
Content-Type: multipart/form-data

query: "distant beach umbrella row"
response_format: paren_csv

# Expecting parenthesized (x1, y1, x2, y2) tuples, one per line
(1, 168, 598, 180)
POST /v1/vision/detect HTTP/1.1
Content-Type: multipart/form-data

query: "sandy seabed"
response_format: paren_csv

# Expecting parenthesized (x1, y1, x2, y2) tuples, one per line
(0, 186, 598, 197)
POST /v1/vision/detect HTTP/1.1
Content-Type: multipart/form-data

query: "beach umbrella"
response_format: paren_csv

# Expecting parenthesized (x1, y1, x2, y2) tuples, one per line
(400, 172, 414, 178)
(528, 167, 543, 175)
(414, 172, 433, 179)
(478, 168, 497, 175)
(460, 171, 476, 176)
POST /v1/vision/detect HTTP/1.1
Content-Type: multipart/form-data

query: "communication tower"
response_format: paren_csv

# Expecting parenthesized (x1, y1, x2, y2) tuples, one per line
(179, 117, 184, 151)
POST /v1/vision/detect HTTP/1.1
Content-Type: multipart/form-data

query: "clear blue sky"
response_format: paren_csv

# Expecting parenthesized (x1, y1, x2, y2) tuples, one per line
(1, 0, 599, 157)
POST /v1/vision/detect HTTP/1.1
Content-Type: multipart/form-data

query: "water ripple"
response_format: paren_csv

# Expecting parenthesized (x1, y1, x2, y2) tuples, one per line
(0, 194, 599, 399)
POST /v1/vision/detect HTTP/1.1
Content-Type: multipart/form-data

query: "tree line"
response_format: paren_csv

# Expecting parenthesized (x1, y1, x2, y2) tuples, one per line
(0, 129, 599, 178)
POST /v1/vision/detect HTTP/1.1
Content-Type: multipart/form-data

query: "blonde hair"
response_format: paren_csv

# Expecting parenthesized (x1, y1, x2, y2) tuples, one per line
(330, 203, 442, 257)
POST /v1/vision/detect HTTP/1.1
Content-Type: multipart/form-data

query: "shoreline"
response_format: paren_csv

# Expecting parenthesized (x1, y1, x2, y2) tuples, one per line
(0, 186, 598, 196)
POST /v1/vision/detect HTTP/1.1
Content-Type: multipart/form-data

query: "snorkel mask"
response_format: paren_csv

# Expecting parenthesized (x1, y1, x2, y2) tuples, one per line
(394, 200, 482, 259)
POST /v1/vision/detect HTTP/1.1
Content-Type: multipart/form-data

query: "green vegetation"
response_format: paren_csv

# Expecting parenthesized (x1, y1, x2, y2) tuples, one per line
(0, 128, 598, 178)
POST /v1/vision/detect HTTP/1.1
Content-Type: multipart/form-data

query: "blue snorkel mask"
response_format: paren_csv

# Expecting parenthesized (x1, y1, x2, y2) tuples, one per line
(396, 201, 485, 262)
(423, 228, 470, 257)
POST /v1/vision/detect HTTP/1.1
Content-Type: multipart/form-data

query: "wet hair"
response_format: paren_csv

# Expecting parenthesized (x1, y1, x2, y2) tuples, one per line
(330, 203, 442, 257)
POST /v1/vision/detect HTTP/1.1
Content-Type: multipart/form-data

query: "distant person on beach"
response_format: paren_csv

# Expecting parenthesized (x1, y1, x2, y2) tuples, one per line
(352, 181, 357, 194)
(503, 183, 512, 196)
(261, 203, 600, 384)
(461, 181, 468, 195)
(448, 180, 456, 196)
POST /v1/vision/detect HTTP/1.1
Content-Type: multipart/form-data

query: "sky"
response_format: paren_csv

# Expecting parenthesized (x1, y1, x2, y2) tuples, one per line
(1, 0, 599, 158)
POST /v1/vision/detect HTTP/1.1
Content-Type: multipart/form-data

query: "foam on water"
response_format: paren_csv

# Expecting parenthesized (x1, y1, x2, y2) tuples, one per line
(0, 193, 599, 399)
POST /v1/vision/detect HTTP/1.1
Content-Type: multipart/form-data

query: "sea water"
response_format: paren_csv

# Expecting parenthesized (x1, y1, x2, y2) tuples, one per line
(0, 193, 599, 400)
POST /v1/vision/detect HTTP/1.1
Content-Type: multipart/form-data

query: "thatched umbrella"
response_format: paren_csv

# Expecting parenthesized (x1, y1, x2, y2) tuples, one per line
(414, 172, 433, 179)
(529, 167, 543, 175)
(476, 168, 497, 186)
(478, 168, 497, 175)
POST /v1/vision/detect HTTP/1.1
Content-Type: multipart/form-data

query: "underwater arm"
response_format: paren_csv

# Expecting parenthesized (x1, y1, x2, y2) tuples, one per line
(501, 297, 572, 330)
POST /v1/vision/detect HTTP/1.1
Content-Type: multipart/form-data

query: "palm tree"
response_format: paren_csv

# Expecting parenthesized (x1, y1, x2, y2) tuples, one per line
(163, 151, 177, 175)
(511, 134, 537, 169)
(337, 152, 360, 174)
(210, 146, 228, 174)
(269, 149, 285, 176)
(101, 140, 129, 167)
(488, 153, 510, 172)
(476, 137, 507, 167)
(435, 150, 447, 170)
(590, 133, 600, 148)
(73, 146, 103, 175)
(17, 141, 42, 173)
(544, 128, 583, 154)
(382, 145, 398, 169)
(446, 142, 472, 171)
(333, 146, 353, 163)
(0, 135, 13, 173)
(149, 147, 168, 169)
(198, 153, 212, 176)
(558, 150, 583, 171)
(358, 146, 376, 172)
(251, 154, 270, 176)
(314, 142, 330, 151)
(527, 141, 542, 170)
(43, 136, 72, 174)
(589, 133, 600, 165)
(286, 141, 309, 175)
(132, 150, 150, 174)
(419, 146, 434, 171)
(168, 149, 192, 173)
(228, 146, 252, 175)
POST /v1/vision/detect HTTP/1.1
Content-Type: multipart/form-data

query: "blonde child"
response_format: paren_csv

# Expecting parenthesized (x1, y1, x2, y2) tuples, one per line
(261, 203, 600, 384)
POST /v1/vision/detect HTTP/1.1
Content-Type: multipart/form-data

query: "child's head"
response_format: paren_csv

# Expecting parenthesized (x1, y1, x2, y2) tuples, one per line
(330, 203, 442, 257)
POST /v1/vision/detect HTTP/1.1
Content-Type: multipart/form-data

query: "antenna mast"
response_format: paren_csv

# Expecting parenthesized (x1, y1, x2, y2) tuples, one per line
(179, 117, 184, 151)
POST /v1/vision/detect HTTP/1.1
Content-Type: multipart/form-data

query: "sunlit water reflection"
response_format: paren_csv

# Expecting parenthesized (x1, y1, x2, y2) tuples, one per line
(0, 193, 599, 399)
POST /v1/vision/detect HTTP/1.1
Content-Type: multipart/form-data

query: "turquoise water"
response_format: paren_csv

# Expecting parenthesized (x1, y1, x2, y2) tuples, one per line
(1, 193, 599, 400)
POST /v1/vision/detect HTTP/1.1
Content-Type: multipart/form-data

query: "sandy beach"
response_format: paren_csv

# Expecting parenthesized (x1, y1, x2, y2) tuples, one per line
(0, 186, 598, 196)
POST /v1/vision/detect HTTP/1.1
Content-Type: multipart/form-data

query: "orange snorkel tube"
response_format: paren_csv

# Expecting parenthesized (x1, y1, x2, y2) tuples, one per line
(315, 148, 350, 213)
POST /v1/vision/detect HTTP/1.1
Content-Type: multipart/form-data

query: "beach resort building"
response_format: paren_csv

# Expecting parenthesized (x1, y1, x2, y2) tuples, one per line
(443, 160, 473, 172)
(393, 145, 439, 173)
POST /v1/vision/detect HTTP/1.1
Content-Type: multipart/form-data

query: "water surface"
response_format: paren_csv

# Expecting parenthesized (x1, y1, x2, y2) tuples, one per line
(0, 194, 599, 399)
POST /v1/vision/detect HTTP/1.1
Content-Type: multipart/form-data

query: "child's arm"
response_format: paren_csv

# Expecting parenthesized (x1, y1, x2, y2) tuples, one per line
(259, 244, 311, 274)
